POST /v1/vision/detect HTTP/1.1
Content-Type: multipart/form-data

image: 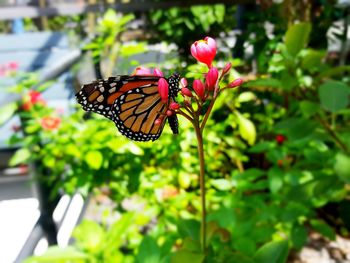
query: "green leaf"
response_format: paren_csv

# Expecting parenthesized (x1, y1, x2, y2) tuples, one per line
(334, 153, 350, 183)
(318, 80, 350, 112)
(291, 225, 307, 249)
(10, 148, 31, 166)
(268, 167, 283, 194)
(0, 103, 17, 126)
(254, 240, 289, 263)
(236, 112, 256, 145)
(73, 220, 104, 253)
(237, 92, 256, 103)
(210, 179, 232, 191)
(243, 78, 282, 89)
(299, 100, 320, 117)
(171, 250, 205, 263)
(136, 236, 161, 263)
(285, 22, 311, 56)
(24, 246, 88, 263)
(310, 220, 335, 240)
(275, 118, 316, 140)
(85, 150, 103, 169)
(248, 142, 273, 153)
(178, 220, 200, 241)
(301, 49, 325, 71)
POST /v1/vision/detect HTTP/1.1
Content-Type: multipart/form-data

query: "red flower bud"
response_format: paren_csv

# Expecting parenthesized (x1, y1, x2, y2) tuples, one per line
(153, 68, 163, 77)
(193, 79, 205, 99)
(206, 67, 219, 91)
(276, 134, 286, 145)
(154, 118, 162, 126)
(170, 102, 180, 110)
(180, 78, 188, 88)
(190, 37, 217, 68)
(222, 62, 232, 76)
(166, 110, 173, 116)
(180, 87, 193, 97)
(228, 78, 243, 88)
(158, 78, 169, 103)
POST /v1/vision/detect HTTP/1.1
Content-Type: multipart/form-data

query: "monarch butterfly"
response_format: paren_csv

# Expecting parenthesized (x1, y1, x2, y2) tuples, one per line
(76, 74, 180, 141)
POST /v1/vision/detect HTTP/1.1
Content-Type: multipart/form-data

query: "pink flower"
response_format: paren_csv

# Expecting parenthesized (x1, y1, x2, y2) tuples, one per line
(166, 110, 174, 116)
(180, 87, 193, 97)
(193, 79, 205, 99)
(180, 78, 188, 88)
(190, 37, 217, 68)
(206, 67, 219, 91)
(228, 78, 244, 88)
(158, 78, 169, 103)
(8, 62, 19, 71)
(133, 66, 152, 75)
(40, 116, 61, 131)
(153, 68, 163, 77)
(170, 102, 180, 110)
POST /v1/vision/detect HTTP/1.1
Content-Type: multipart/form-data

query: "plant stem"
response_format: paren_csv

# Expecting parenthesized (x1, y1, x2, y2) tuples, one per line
(194, 122, 206, 253)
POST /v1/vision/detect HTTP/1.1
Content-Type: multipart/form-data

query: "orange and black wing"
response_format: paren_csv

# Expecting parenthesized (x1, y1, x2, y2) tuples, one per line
(76, 75, 169, 141)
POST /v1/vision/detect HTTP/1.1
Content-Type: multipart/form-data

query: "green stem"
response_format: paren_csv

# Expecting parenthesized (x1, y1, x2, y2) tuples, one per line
(194, 121, 206, 253)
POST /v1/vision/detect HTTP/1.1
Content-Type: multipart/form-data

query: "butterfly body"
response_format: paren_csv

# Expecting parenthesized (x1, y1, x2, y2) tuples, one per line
(76, 74, 180, 141)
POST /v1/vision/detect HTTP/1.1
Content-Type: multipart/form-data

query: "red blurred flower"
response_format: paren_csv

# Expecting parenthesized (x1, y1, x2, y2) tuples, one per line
(193, 79, 205, 100)
(158, 78, 169, 103)
(8, 62, 19, 71)
(190, 37, 217, 68)
(22, 90, 46, 111)
(276, 134, 286, 145)
(228, 78, 244, 88)
(40, 116, 61, 131)
(206, 67, 219, 91)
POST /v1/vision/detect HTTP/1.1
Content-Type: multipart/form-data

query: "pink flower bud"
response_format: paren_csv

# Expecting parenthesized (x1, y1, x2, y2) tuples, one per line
(206, 67, 219, 91)
(190, 37, 217, 68)
(222, 62, 232, 76)
(153, 68, 163, 77)
(193, 79, 205, 99)
(154, 118, 162, 125)
(170, 102, 180, 110)
(133, 66, 151, 75)
(158, 78, 169, 103)
(180, 78, 188, 88)
(166, 110, 174, 116)
(228, 78, 244, 88)
(180, 87, 193, 97)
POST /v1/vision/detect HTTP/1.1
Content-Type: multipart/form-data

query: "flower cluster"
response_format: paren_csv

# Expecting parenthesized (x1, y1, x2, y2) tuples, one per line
(40, 116, 61, 131)
(21, 90, 46, 111)
(0, 61, 19, 77)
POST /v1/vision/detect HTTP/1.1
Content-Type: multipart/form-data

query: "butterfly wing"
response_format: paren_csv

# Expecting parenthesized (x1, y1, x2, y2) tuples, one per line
(76, 75, 170, 141)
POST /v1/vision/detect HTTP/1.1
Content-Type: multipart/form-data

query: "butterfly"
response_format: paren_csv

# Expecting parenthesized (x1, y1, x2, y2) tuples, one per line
(76, 74, 180, 142)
